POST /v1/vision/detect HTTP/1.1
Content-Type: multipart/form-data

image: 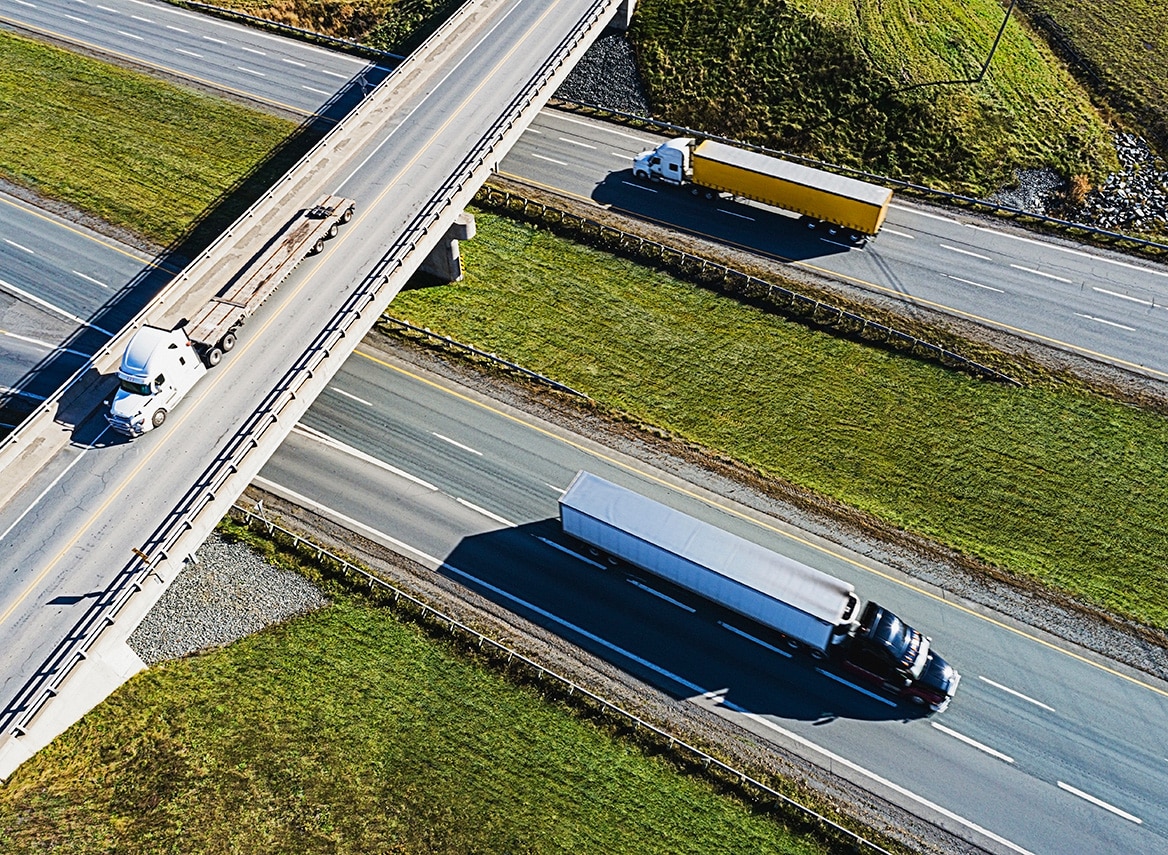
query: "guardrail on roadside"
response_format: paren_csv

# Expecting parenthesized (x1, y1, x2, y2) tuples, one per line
(474, 185, 1021, 386)
(554, 99, 1168, 258)
(226, 502, 900, 855)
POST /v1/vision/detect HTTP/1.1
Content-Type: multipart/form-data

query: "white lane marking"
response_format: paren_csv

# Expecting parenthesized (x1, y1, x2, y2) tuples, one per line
(1010, 264, 1072, 284)
(117, 30, 144, 41)
(202, 35, 227, 44)
(242, 47, 266, 56)
(65, 14, 89, 22)
(717, 209, 755, 221)
(977, 675, 1055, 711)
(431, 431, 482, 456)
(558, 136, 596, 149)
(611, 152, 628, 160)
(1092, 286, 1156, 308)
(622, 180, 657, 192)
(0, 426, 111, 546)
(1074, 312, 1136, 331)
(255, 477, 442, 565)
(95, 4, 118, 12)
(939, 243, 991, 261)
(283, 58, 307, 67)
(0, 277, 113, 334)
(627, 578, 696, 612)
(890, 204, 961, 224)
(455, 497, 515, 527)
(237, 66, 266, 77)
(175, 48, 202, 58)
(531, 153, 568, 166)
(165, 24, 187, 33)
(0, 329, 89, 356)
(540, 109, 655, 144)
(0, 385, 45, 400)
(1057, 781, 1142, 824)
(321, 69, 348, 79)
(329, 386, 372, 406)
(72, 270, 108, 288)
(130, 14, 152, 22)
(967, 222, 1168, 279)
(290, 424, 438, 491)
(821, 237, 862, 251)
(815, 668, 898, 706)
(13, 0, 36, 7)
(718, 621, 793, 657)
(945, 274, 1003, 293)
(746, 714, 1036, 855)
(301, 85, 329, 95)
(881, 227, 915, 239)
(527, 127, 543, 134)
(545, 482, 567, 495)
(3, 239, 34, 255)
(931, 723, 1015, 763)
(534, 536, 605, 570)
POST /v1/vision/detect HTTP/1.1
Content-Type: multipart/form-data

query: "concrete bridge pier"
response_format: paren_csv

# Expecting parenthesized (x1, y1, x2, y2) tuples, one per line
(419, 211, 477, 282)
(612, 0, 636, 30)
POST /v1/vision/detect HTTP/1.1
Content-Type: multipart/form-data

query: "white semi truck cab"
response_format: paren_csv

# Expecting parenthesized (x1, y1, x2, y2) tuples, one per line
(107, 326, 207, 436)
(632, 137, 693, 185)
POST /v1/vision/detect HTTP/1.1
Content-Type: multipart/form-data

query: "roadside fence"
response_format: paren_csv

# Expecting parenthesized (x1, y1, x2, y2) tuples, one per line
(227, 502, 900, 855)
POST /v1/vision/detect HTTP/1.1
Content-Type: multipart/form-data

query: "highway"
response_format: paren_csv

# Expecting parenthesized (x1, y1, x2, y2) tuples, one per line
(257, 342, 1168, 855)
(2, 3, 1168, 854)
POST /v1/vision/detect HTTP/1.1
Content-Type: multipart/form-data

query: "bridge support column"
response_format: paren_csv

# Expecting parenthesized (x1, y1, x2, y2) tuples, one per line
(420, 211, 476, 282)
(611, 0, 636, 31)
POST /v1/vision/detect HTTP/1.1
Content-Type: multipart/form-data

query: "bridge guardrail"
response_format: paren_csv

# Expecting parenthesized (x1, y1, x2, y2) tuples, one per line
(226, 502, 900, 855)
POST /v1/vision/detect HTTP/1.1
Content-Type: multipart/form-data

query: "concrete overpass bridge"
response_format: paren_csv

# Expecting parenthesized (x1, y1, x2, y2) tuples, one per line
(0, 0, 631, 774)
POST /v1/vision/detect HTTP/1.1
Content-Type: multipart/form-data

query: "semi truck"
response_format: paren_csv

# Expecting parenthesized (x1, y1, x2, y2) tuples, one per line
(632, 137, 893, 240)
(559, 471, 959, 712)
(107, 193, 355, 436)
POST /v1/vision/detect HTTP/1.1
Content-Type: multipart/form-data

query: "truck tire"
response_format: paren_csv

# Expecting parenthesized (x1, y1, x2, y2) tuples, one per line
(220, 332, 237, 353)
(327, 222, 339, 238)
(207, 346, 223, 367)
(805, 219, 819, 230)
(634, 170, 648, 181)
(151, 408, 167, 428)
(342, 206, 354, 223)
(649, 173, 661, 183)
(310, 237, 325, 255)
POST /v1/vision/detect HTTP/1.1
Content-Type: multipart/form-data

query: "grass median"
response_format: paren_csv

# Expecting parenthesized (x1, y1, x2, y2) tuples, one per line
(390, 210, 1168, 632)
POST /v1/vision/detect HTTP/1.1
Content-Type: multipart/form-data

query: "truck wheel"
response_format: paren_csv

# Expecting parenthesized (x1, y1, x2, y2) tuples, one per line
(220, 332, 237, 353)
(805, 219, 819, 230)
(810, 649, 826, 660)
(649, 173, 661, 183)
(690, 187, 700, 196)
(634, 170, 648, 181)
(327, 222, 339, 238)
(909, 694, 926, 706)
(342, 206, 354, 223)
(151, 409, 167, 428)
(311, 237, 325, 255)
(207, 347, 223, 367)
(848, 231, 863, 244)
(704, 190, 715, 200)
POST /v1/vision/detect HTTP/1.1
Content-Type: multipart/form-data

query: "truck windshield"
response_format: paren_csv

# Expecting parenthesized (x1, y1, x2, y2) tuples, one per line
(874, 612, 930, 678)
(118, 378, 152, 396)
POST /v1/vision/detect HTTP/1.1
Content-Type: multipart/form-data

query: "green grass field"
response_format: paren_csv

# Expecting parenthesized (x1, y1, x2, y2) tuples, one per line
(0, 31, 294, 244)
(391, 210, 1168, 631)
(0, 593, 832, 855)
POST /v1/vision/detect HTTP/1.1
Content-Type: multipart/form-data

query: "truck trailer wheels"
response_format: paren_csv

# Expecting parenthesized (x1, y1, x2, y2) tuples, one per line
(206, 347, 223, 367)
(221, 331, 236, 352)
(341, 206, 354, 223)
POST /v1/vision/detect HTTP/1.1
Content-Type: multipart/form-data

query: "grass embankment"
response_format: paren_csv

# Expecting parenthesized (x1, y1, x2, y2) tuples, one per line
(0, 31, 293, 244)
(391, 211, 1168, 631)
(0, 591, 829, 855)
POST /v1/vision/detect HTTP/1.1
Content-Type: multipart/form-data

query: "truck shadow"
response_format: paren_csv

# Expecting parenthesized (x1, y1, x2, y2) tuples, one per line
(591, 171, 860, 264)
(439, 520, 927, 724)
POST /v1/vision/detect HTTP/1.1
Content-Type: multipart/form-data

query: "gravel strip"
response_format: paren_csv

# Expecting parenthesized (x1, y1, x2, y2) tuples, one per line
(128, 532, 327, 664)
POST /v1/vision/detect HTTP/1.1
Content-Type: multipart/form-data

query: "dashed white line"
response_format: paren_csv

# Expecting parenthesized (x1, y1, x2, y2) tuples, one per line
(944, 274, 1003, 293)
(718, 621, 792, 657)
(717, 208, 756, 221)
(0, 277, 113, 334)
(175, 48, 202, 58)
(931, 723, 1014, 763)
(117, 30, 144, 41)
(1074, 312, 1136, 331)
(531, 153, 568, 166)
(301, 85, 329, 95)
(431, 431, 483, 456)
(165, 24, 188, 33)
(815, 668, 898, 706)
(64, 13, 88, 22)
(622, 180, 656, 192)
(455, 497, 515, 527)
(130, 14, 153, 22)
(558, 136, 596, 149)
(939, 243, 991, 261)
(12, 0, 36, 7)
(540, 109, 654, 144)
(0, 329, 89, 356)
(967, 221, 1168, 279)
(534, 535, 605, 569)
(881, 227, 915, 239)
(3, 239, 34, 255)
(202, 35, 227, 44)
(290, 425, 437, 491)
(1057, 781, 1142, 824)
(977, 675, 1055, 711)
(0, 385, 45, 401)
(820, 237, 862, 251)
(95, 4, 118, 12)
(242, 47, 267, 56)
(237, 66, 266, 77)
(329, 386, 372, 406)
(627, 578, 696, 612)
(321, 69, 349, 79)
(282, 58, 307, 67)
(1092, 286, 1155, 308)
(72, 270, 108, 289)
(1009, 263, 1072, 284)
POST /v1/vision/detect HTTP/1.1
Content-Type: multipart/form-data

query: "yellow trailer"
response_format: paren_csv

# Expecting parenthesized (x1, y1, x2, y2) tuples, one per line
(692, 140, 892, 236)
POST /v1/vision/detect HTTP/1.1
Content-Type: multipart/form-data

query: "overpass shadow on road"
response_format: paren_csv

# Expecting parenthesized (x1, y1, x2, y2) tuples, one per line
(440, 519, 924, 725)
(0, 62, 394, 436)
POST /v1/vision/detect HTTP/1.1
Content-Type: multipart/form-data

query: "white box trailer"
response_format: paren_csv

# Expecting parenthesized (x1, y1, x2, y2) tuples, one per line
(559, 470, 860, 652)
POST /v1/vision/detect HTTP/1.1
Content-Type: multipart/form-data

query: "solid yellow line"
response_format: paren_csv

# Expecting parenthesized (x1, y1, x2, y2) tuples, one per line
(356, 348, 1168, 701)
